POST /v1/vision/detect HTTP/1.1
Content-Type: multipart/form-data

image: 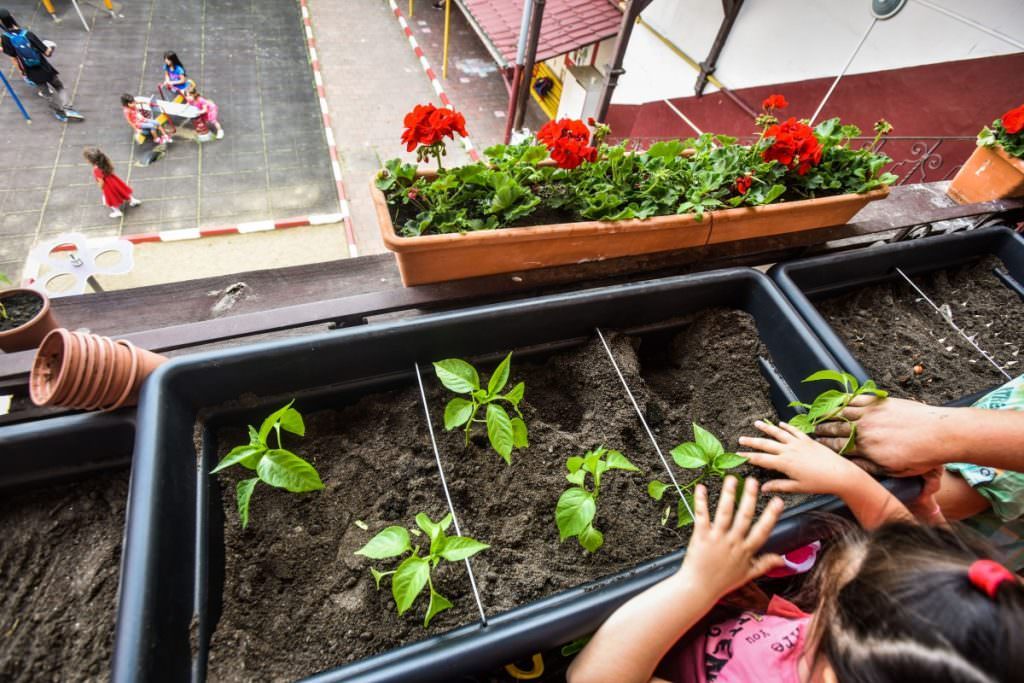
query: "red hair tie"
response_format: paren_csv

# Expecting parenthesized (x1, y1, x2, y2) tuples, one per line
(968, 559, 1016, 599)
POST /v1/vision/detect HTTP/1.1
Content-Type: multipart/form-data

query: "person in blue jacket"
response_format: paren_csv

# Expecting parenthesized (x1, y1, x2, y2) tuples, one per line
(0, 8, 82, 122)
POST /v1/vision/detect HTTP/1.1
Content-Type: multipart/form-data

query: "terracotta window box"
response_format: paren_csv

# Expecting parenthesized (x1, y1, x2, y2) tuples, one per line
(947, 145, 1024, 204)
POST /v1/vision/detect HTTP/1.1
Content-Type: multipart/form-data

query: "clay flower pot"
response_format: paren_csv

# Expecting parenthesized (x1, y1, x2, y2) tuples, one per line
(373, 172, 889, 286)
(947, 145, 1024, 204)
(0, 288, 59, 352)
(30, 329, 168, 411)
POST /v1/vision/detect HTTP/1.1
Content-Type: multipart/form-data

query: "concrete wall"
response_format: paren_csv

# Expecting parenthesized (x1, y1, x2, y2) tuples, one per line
(612, 0, 1024, 105)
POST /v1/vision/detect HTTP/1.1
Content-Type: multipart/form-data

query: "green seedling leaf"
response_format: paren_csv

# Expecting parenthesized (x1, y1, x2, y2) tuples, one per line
(566, 469, 587, 487)
(648, 480, 670, 501)
(802, 369, 849, 386)
(605, 450, 639, 472)
(503, 381, 525, 405)
(393, 556, 430, 616)
(670, 442, 707, 469)
(692, 423, 724, 459)
(677, 494, 695, 527)
(247, 425, 262, 447)
(840, 423, 858, 455)
(561, 636, 592, 657)
(787, 413, 814, 433)
(443, 398, 474, 430)
(487, 353, 512, 396)
(439, 536, 490, 562)
(279, 407, 305, 437)
(566, 456, 584, 473)
(212, 444, 265, 474)
(556, 488, 596, 540)
(236, 478, 258, 528)
(714, 452, 749, 470)
(370, 567, 395, 589)
(257, 449, 324, 492)
(806, 390, 847, 422)
(486, 403, 514, 464)
(356, 526, 412, 559)
(425, 586, 453, 627)
(258, 400, 299, 443)
(415, 513, 442, 541)
(510, 418, 529, 448)
(579, 524, 604, 553)
(433, 359, 480, 393)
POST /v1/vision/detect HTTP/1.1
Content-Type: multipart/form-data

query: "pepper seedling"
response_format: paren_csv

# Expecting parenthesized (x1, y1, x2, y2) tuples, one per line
(649, 423, 747, 527)
(786, 370, 888, 453)
(211, 400, 324, 528)
(0, 273, 10, 320)
(355, 512, 489, 627)
(434, 352, 528, 464)
(556, 446, 641, 553)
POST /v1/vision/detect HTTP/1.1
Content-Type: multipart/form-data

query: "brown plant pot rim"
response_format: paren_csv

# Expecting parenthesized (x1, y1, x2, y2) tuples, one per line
(0, 287, 59, 353)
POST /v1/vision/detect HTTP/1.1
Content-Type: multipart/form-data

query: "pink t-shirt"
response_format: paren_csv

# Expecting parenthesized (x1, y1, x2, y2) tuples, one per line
(677, 596, 811, 683)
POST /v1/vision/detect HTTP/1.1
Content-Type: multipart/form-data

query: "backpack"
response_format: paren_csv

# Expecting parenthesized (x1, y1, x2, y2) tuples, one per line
(4, 29, 42, 69)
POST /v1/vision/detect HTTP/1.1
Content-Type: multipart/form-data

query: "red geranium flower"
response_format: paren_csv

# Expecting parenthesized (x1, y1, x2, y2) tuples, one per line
(538, 118, 597, 169)
(400, 103, 469, 152)
(762, 94, 788, 111)
(763, 117, 823, 175)
(1002, 104, 1024, 134)
(428, 107, 469, 139)
(735, 175, 752, 194)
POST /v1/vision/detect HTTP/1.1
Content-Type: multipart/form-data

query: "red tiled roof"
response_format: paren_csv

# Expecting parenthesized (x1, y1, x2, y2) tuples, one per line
(458, 0, 622, 67)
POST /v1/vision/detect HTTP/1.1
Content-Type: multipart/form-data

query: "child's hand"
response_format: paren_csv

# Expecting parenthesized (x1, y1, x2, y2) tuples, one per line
(677, 477, 785, 599)
(738, 420, 860, 497)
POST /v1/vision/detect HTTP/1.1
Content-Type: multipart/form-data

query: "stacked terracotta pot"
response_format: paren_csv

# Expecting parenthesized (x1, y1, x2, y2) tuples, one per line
(30, 329, 166, 411)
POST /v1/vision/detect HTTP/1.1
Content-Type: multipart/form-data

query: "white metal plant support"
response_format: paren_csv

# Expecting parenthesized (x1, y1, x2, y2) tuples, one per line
(414, 362, 489, 625)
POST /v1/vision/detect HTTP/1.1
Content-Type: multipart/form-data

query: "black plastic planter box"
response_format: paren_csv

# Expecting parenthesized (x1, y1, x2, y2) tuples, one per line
(114, 268, 918, 683)
(769, 226, 1024, 401)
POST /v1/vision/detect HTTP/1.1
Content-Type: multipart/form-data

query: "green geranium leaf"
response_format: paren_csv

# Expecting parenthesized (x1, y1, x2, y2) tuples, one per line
(356, 526, 411, 559)
(393, 556, 430, 616)
(236, 478, 258, 528)
(257, 449, 324, 492)
(555, 488, 596, 541)
(486, 403, 514, 463)
(443, 398, 474, 430)
(433, 359, 480, 393)
(487, 353, 512, 396)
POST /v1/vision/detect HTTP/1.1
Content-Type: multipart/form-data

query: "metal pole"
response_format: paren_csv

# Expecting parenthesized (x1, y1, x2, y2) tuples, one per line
(442, 0, 451, 80)
(809, 17, 876, 124)
(595, 0, 644, 124)
(69, 0, 90, 31)
(503, 0, 534, 143)
(512, 0, 544, 132)
(409, 0, 413, 18)
(0, 69, 32, 123)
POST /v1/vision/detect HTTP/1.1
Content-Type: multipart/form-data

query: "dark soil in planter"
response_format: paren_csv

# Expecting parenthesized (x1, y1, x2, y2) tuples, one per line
(429, 309, 809, 615)
(817, 257, 1024, 404)
(207, 309, 811, 678)
(0, 470, 127, 682)
(0, 292, 43, 332)
(208, 395, 475, 682)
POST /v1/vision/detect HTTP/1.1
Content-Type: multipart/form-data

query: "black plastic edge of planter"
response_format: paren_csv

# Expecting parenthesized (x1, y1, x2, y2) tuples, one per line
(113, 267, 910, 683)
(0, 411, 135, 490)
(768, 226, 1024, 385)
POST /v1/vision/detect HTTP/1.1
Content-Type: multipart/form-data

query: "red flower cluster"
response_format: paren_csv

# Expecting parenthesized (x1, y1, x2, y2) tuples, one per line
(1002, 104, 1024, 134)
(735, 175, 752, 195)
(762, 117, 823, 175)
(762, 94, 788, 111)
(537, 118, 597, 169)
(401, 103, 469, 152)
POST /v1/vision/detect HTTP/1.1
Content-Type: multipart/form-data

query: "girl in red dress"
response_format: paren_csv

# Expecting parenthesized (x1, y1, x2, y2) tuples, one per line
(83, 147, 141, 218)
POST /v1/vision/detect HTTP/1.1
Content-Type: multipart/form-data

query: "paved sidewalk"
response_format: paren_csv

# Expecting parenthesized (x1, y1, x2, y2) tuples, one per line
(0, 0, 339, 279)
(309, 0, 543, 255)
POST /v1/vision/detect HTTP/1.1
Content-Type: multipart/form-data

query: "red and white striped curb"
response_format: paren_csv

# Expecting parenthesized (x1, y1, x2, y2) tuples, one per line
(387, 0, 482, 162)
(300, 0, 360, 256)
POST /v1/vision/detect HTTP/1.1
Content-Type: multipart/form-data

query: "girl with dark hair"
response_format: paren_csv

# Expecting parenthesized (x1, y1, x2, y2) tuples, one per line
(567, 423, 1023, 683)
(83, 147, 140, 218)
(162, 51, 189, 95)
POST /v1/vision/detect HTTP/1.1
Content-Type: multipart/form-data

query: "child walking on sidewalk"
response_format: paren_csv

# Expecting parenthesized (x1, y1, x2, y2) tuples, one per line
(185, 83, 224, 139)
(84, 147, 141, 218)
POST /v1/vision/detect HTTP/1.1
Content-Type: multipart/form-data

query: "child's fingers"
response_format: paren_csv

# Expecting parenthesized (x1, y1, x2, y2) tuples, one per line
(777, 421, 808, 439)
(761, 479, 805, 494)
(745, 497, 785, 553)
(712, 476, 739, 534)
(693, 483, 710, 532)
(728, 477, 760, 541)
(753, 419, 794, 443)
(747, 553, 786, 580)
(736, 435, 783, 454)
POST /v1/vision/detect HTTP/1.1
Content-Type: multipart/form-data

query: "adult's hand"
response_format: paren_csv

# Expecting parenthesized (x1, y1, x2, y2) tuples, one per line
(814, 395, 957, 476)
